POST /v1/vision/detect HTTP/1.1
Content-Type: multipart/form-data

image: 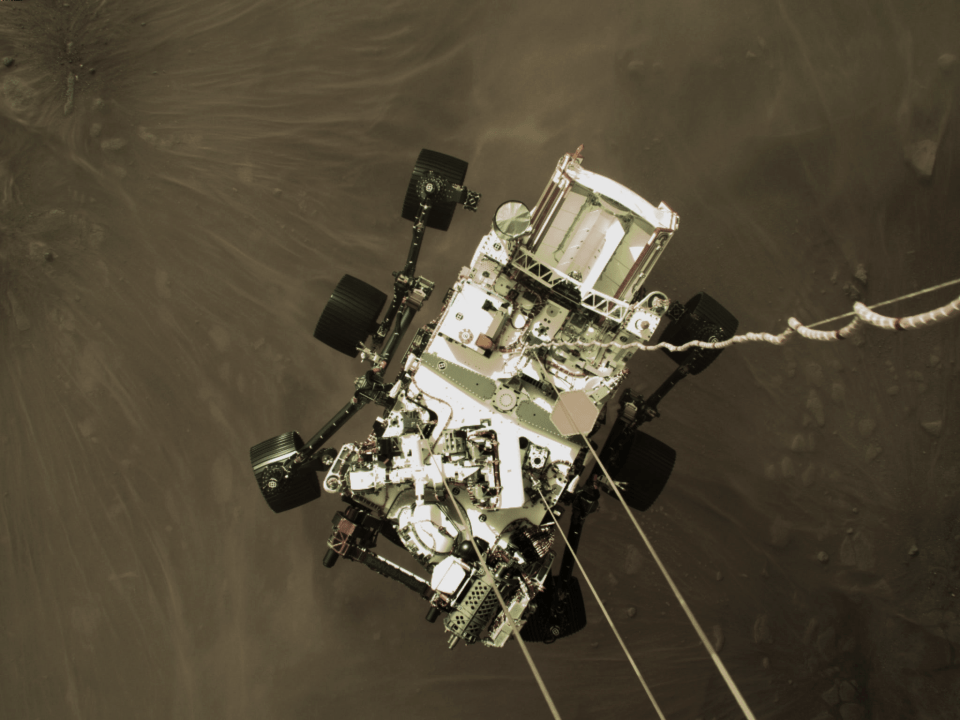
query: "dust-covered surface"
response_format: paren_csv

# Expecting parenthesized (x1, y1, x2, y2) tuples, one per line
(2, 1, 959, 718)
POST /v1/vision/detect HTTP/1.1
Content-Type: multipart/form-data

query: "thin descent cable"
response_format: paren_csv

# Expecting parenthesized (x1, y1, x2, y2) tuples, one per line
(414, 423, 563, 720)
(535, 486, 666, 720)
(534, 356, 758, 720)
(532, 277, 960, 355)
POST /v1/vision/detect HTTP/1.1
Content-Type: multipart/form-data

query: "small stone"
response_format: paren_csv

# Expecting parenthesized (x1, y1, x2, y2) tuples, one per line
(141, 21, 146, 26)
(807, 390, 825, 426)
(921, 420, 942, 437)
(92, 98, 104, 110)
(800, 464, 817, 487)
(272, 188, 282, 196)
(2, 57, 14, 68)
(857, 418, 876, 438)
(929, 355, 940, 367)
(842, 282, 862, 301)
(908, 544, 919, 557)
(854, 264, 868, 285)
(803, 618, 819, 644)
(839, 680, 858, 703)
(822, 683, 840, 706)
(846, 527, 854, 534)
(907, 139, 939, 178)
(865, 445, 881, 462)
(791, 434, 808, 452)
(939, 53, 958, 71)
(626, 606, 637, 618)
(746, 50, 757, 59)
(852, 507, 859, 513)
(817, 551, 830, 564)
(712, 624, 725, 652)
(753, 614, 773, 644)
(716, 571, 723, 581)
(89, 68, 96, 75)
(886, 385, 900, 396)
(44, 251, 55, 261)
(101, 138, 127, 151)
(762, 656, 770, 669)
(89, 122, 102, 138)
(626, 59, 645, 76)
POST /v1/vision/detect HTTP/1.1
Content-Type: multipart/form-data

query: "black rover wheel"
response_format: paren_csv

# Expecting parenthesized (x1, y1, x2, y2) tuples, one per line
(520, 575, 587, 643)
(606, 431, 676, 512)
(250, 432, 321, 513)
(659, 292, 739, 375)
(401, 149, 468, 232)
(313, 274, 387, 357)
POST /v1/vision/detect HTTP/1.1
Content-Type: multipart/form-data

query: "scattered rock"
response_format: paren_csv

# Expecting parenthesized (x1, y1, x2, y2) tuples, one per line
(712, 624, 724, 652)
(44, 251, 55, 262)
(817, 551, 830, 564)
(839, 703, 866, 720)
(761, 656, 770, 669)
(839, 680, 859, 703)
(906, 139, 939, 178)
(865, 445, 882, 462)
(803, 618, 819, 645)
(939, 53, 957, 71)
(800, 464, 817, 487)
(716, 571, 723, 581)
(753, 614, 773, 644)
(89, 122, 102, 139)
(626, 606, 637, 618)
(821, 683, 840, 706)
(2, 57, 14, 68)
(791, 434, 808, 452)
(857, 418, 876, 438)
(854, 264, 868, 285)
(101, 138, 128, 151)
(92, 97, 104, 110)
(807, 390, 825, 426)
(886, 385, 900, 396)
(846, 527, 854, 534)
(920, 420, 942, 437)
(626, 59, 645, 76)
(908, 544, 919, 557)
(746, 50, 757, 59)
(929, 355, 940, 367)
(842, 281, 862, 301)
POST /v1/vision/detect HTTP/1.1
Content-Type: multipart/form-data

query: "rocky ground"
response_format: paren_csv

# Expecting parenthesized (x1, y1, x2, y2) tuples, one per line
(2, 1, 959, 718)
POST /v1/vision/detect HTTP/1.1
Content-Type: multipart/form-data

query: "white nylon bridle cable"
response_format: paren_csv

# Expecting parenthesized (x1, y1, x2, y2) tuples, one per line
(415, 425, 563, 720)
(534, 356, 758, 720)
(535, 486, 666, 720)
(533, 278, 960, 354)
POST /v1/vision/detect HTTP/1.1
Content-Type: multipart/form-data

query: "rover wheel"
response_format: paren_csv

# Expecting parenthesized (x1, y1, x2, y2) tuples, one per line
(606, 430, 676, 512)
(520, 575, 587, 643)
(313, 274, 387, 357)
(250, 432, 321, 513)
(401, 149, 468, 232)
(659, 292, 739, 375)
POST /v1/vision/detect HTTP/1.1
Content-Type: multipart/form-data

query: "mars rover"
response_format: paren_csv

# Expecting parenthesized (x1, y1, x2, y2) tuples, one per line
(249, 148, 738, 649)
